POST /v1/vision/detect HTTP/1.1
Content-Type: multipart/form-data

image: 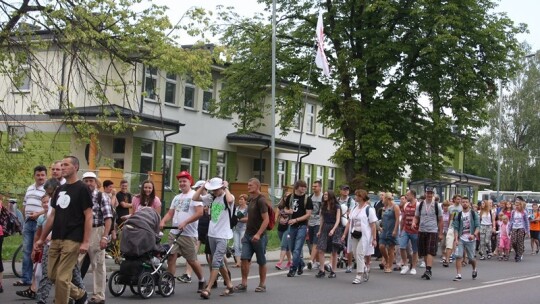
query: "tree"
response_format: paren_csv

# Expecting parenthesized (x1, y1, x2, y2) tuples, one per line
(0, 0, 217, 194)
(466, 47, 540, 191)
(208, 0, 525, 190)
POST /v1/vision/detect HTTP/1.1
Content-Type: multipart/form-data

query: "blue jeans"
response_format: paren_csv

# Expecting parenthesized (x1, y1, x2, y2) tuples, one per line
(22, 219, 37, 284)
(233, 227, 246, 258)
(288, 225, 307, 271)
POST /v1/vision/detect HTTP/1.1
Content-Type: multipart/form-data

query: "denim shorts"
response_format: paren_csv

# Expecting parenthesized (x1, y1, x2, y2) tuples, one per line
(456, 239, 476, 261)
(241, 233, 268, 265)
(399, 231, 419, 252)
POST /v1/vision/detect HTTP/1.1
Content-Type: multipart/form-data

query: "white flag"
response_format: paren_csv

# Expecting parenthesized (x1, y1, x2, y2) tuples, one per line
(315, 12, 331, 77)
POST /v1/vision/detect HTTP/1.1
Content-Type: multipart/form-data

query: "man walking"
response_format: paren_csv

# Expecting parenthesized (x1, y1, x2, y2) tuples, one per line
(399, 190, 419, 275)
(307, 180, 323, 270)
(285, 180, 313, 277)
(35, 156, 92, 304)
(452, 197, 479, 281)
(15, 165, 47, 287)
(235, 178, 269, 293)
(412, 187, 443, 280)
(82, 172, 113, 304)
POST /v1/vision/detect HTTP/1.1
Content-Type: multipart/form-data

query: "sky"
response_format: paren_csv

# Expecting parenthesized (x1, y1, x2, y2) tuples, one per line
(154, 0, 540, 52)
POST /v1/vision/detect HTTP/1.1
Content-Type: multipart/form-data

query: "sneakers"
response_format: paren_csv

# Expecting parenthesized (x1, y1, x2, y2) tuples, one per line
(313, 262, 320, 270)
(73, 291, 88, 304)
(315, 271, 326, 278)
(421, 270, 432, 280)
(352, 275, 363, 284)
(442, 260, 449, 267)
(287, 269, 296, 277)
(197, 281, 205, 293)
(307, 261, 313, 270)
(328, 272, 336, 278)
(419, 261, 426, 268)
(297, 267, 304, 276)
(479, 255, 486, 260)
(177, 274, 192, 283)
(410, 268, 417, 275)
(275, 262, 284, 270)
(286, 261, 292, 269)
(453, 275, 462, 281)
(472, 269, 478, 280)
(345, 266, 352, 273)
(400, 265, 410, 275)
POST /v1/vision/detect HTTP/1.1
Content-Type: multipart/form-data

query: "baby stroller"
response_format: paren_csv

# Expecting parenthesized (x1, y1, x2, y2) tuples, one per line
(108, 207, 178, 299)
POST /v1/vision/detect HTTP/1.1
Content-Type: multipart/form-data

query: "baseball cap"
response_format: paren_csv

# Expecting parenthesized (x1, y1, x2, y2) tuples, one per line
(82, 172, 97, 179)
(192, 180, 206, 189)
(340, 185, 350, 190)
(425, 186, 434, 193)
(176, 171, 193, 185)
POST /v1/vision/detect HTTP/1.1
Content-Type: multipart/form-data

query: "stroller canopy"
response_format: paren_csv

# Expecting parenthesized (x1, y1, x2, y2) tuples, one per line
(120, 207, 161, 257)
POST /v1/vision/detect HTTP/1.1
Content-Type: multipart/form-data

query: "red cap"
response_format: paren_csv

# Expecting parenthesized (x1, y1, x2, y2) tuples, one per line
(176, 171, 193, 185)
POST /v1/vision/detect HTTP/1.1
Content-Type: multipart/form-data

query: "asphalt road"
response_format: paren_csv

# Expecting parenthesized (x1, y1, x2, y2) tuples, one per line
(2, 253, 539, 303)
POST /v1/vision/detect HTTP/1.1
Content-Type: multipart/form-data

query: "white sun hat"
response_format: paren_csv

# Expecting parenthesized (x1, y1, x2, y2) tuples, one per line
(192, 180, 206, 189)
(82, 172, 97, 179)
(205, 177, 224, 191)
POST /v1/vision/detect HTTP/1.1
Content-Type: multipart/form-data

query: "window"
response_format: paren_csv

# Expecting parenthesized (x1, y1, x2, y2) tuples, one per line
(318, 122, 327, 137)
(164, 143, 174, 188)
(199, 149, 210, 180)
(304, 164, 312, 192)
(277, 160, 286, 198)
(327, 167, 335, 191)
(144, 67, 158, 100)
(293, 113, 301, 131)
(316, 166, 324, 188)
(112, 138, 126, 169)
(165, 73, 177, 105)
(140, 140, 154, 173)
(290, 161, 298, 184)
(216, 151, 226, 178)
(8, 126, 25, 152)
(14, 64, 31, 92)
(180, 146, 192, 173)
(184, 76, 195, 108)
(306, 104, 315, 133)
(202, 88, 213, 112)
(253, 158, 266, 183)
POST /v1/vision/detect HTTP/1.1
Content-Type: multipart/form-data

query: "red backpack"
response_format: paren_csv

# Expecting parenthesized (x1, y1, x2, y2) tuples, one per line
(266, 197, 276, 230)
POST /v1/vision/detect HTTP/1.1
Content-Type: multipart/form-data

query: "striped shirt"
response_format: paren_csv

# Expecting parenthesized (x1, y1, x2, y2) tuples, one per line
(23, 183, 45, 217)
(91, 189, 114, 227)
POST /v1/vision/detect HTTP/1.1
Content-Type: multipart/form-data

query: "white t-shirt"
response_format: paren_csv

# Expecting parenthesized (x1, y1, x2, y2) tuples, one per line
(24, 183, 45, 217)
(349, 204, 378, 255)
(169, 190, 202, 237)
(460, 211, 473, 242)
(202, 193, 235, 240)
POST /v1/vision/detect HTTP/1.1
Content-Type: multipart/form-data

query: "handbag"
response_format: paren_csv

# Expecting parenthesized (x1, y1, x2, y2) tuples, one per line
(351, 230, 362, 239)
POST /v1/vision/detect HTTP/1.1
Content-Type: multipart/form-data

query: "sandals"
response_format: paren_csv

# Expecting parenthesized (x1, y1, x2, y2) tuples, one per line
(220, 287, 235, 296)
(352, 276, 363, 284)
(254, 285, 266, 293)
(16, 287, 36, 299)
(13, 281, 31, 287)
(200, 290, 211, 299)
(233, 283, 247, 292)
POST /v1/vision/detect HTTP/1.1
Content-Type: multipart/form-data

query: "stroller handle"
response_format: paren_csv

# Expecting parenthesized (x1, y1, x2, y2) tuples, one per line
(161, 226, 181, 230)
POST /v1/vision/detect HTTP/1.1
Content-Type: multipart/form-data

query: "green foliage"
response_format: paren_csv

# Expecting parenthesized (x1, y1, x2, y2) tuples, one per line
(208, 0, 525, 190)
(467, 47, 540, 191)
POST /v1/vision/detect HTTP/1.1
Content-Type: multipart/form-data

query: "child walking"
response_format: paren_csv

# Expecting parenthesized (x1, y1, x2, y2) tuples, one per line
(498, 215, 510, 261)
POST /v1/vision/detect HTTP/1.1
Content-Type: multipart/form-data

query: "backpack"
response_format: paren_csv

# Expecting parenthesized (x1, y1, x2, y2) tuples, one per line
(418, 200, 440, 223)
(266, 199, 276, 231)
(224, 196, 238, 229)
(0, 208, 22, 237)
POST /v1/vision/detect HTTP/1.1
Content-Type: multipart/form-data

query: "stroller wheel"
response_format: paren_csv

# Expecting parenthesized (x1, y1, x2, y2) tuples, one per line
(158, 271, 175, 297)
(130, 284, 140, 295)
(138, 272, 155, 299)
(108, 271, 126, 297)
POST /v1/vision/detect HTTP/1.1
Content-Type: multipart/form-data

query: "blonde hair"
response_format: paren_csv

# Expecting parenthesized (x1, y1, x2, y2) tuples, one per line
(442, 200, 450, 207)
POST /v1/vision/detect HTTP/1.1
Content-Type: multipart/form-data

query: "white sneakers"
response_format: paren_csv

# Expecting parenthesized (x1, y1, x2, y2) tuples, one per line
(400, 265, 417, 275)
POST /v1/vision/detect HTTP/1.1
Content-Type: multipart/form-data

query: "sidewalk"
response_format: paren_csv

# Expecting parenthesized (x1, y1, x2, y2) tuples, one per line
(2, 247, 309, 279)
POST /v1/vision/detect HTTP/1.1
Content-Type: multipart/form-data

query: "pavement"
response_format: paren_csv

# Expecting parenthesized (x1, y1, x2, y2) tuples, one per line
(2, 246, 309, 279)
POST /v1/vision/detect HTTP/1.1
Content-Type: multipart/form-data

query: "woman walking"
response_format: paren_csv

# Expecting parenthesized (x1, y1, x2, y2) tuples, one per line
(232, 194, 248, 267)
(478, 200, 496, 259)
(508, 198, 530, 262)
(379, 192, 400, 273)
(315, 191, 341, 278)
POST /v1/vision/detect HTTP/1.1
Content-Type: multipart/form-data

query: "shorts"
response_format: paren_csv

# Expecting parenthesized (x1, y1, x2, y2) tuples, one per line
(241, 233, 268, 265)
(445, 227, 455, 250)
(456, 239, 476, 261)
(399, 231, 419, 252)
(308, 225, 320, 246)
(168, 233, 198, 261)
(530, 230, 540, 241)
(207, 236, 228, 269)
(418, 232, 438, 257)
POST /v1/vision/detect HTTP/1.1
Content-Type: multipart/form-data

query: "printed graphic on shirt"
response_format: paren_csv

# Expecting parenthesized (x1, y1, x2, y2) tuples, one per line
(57, 191, 70, 209)
(174, 198, 191, 213)
(211, 200, 225, 223)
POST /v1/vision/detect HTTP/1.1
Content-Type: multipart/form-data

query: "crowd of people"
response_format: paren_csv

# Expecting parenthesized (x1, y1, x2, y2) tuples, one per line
(2, 166, 540, 303)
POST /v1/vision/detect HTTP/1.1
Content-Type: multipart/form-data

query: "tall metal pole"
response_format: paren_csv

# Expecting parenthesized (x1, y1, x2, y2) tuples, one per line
(270, 0, 276, 206)
(496, 79, 502, 200)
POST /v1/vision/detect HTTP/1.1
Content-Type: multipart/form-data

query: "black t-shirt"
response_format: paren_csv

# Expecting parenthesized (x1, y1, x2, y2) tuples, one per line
(115, 191, 132, 223)
(51, 180, 92, 242)
(287, 193, 313, 227)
